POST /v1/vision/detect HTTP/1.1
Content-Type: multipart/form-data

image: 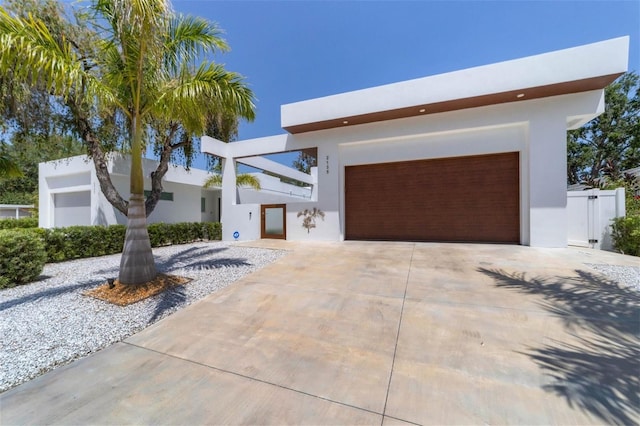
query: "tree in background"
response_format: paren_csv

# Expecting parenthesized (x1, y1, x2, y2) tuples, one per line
(0, 146, 22, 179)
(0, 136, 85, 205)
(0, 0, 255, 284)
(0, 1, 85, 201)
(567, 72, 639, 185)
(292, 149, 317, 174)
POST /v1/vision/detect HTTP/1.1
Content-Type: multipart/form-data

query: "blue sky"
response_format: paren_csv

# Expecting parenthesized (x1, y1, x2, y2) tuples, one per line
(174, 0, 639, 169)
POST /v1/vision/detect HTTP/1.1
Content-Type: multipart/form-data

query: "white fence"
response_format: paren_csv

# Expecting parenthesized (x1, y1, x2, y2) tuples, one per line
(567, 188, 625, 251)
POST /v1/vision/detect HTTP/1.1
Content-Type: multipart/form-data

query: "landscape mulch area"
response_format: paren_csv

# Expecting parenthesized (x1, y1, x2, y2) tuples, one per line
(84, 274, 192, 306)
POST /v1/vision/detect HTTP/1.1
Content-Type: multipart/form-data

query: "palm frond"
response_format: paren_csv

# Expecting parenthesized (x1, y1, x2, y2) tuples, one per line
(164, 15, 228, 74)
(155, 61, 255, 134)
(236, 174, 261, 190)
(203, 174, 221, 188)
(0, 8, 81, 95)
(0, 6, 115, 107)
(203, 173, 261, 190)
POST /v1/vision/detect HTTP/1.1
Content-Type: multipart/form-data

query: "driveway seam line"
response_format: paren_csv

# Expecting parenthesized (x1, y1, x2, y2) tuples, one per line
(383, 414, 423, 425)
(121, 341, 383, 418)
(381, 243, 415, 424)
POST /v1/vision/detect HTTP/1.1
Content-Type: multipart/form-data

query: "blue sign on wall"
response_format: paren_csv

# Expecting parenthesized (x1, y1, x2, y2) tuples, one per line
(233, 231, 240, 239)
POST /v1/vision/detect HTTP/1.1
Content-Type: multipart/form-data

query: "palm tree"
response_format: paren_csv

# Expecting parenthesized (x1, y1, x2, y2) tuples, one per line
(0, 0, 255, 284)
(204, 172, 261, 190)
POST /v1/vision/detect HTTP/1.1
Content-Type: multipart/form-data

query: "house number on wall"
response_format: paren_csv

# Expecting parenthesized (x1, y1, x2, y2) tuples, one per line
(325, 155, 330, 174)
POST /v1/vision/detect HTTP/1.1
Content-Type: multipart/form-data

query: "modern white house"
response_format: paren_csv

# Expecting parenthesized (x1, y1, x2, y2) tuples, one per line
(38, 154, 313, 228)
(38, 154, 220, 228)
(203, 36, 630, 247)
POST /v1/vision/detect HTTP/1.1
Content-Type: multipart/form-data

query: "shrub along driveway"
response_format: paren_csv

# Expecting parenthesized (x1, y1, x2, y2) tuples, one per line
(1, 241, 638, 425)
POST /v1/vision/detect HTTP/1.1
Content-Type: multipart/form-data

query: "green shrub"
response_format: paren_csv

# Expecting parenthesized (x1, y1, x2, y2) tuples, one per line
(148, 222, 171, 247)
(39, 222, 220, 263)
(611, 215, 640, 257)
(104, 225, 127, 253)
(41, 228, 67, 262)
(0, 217, 38, 229)
(0, 229, 47, 288)
(147, 222, 221, 247)
(201, 222, 222, 241)
(42, 226, 126, 262)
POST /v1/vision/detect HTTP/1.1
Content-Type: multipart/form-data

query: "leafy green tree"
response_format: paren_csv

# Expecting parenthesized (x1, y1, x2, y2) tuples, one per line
(0, 147, 22, 179)
(0, 135, 85, 204)
(568, 72, 639, 185)
(292, 149, 317, 174)
(0, 0, 255, 284)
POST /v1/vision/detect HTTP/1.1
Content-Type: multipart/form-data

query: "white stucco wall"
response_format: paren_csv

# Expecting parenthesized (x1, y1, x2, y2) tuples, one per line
(208, 89, 607, 247)
(40, 155, 221, 228)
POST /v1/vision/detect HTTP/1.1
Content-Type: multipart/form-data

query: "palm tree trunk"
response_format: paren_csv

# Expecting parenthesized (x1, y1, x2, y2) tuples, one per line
(118, 193, 157, 284)
(119, 112, 157, 285)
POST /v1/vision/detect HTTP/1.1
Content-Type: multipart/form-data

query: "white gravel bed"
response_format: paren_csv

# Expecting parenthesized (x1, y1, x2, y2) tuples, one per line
(586, 263, 640, 293)
(0, 241, 287, 393)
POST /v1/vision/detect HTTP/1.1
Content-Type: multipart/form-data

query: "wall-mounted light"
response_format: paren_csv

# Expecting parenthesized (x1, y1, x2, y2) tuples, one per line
(419, 108, 426, 113)
(516, 93, 525, 98)
(343, 120, 349, 124)
(249, 211, 252, 220)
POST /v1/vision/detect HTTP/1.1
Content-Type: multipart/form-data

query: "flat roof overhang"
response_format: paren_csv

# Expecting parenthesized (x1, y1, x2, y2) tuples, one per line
(281, 37, 629, 134)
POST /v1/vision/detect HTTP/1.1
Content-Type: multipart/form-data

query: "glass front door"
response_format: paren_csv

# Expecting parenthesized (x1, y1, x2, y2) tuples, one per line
(261, 204, 286, 239)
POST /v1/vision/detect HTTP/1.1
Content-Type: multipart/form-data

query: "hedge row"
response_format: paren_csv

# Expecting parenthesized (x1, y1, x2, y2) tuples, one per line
(0, 217, 38, 229)
(0, 222, 221, 289)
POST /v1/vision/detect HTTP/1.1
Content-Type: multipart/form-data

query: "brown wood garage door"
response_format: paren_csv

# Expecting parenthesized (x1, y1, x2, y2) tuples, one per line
(345, 152, 520, 243)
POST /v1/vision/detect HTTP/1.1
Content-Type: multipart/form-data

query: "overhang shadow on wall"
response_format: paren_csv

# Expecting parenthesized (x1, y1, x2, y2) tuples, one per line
(479, 267, 639, 425)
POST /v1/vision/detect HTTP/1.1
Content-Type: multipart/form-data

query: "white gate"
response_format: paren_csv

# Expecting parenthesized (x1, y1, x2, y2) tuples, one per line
(567, 188, 626, 250)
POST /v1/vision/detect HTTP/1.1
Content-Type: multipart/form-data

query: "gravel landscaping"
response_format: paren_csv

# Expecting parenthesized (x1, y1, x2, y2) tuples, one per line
(586, 263, 640, 293)
(0, 241, 287, 393)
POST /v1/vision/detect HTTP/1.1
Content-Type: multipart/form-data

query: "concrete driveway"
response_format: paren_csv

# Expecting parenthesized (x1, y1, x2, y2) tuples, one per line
(1, 241, 638, 425)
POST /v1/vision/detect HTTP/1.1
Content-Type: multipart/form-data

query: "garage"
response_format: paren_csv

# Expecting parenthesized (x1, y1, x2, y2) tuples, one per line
(345, 152, 520, 243)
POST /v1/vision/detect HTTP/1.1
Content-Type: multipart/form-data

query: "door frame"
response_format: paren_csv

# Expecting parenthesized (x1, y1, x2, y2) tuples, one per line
(261, 204, 287, 239)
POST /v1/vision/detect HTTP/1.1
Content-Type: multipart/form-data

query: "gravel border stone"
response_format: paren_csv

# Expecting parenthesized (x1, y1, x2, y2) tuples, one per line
(585, 263, 640, 293)
(0, 241, 287, 393)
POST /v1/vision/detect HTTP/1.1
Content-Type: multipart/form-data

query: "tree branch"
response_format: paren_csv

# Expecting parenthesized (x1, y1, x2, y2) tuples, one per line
(145, 123, 179, 215)
(69, 100, 129, 216)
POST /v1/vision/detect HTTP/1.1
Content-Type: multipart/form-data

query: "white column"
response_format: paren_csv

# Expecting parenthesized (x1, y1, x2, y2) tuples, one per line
(220, 157, 237, 240)
(38, 162, 51, 228)
(528, 115, 568, 247)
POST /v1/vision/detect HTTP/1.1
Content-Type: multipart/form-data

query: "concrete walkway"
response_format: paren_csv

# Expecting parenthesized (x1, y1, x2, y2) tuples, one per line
(1, 242, 638, 425)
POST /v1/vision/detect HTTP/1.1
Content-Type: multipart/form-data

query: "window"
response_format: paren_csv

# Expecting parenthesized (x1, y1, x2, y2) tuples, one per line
(201, 197, 206, 213)
(144, 190, 174, 201)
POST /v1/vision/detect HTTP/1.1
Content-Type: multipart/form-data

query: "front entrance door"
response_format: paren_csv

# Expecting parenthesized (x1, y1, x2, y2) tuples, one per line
(261, 204, 286, 239)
